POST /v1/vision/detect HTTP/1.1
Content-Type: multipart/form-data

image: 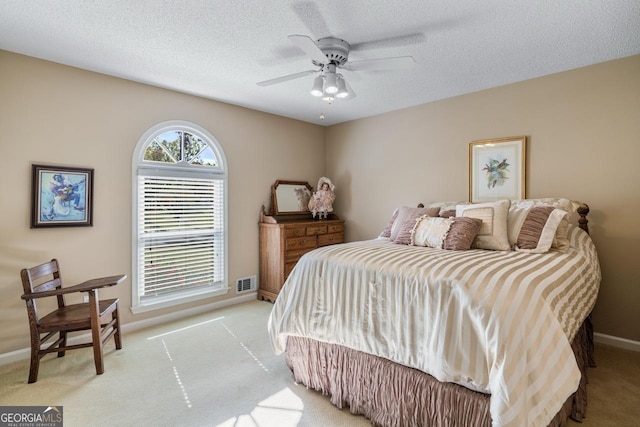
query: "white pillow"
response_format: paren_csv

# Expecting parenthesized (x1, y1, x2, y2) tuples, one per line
(411, 216, 454, 248)
(456, 200, 511, 251)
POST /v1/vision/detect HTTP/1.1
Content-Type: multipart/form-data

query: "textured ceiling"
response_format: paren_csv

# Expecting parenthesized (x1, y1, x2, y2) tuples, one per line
(1, 1, 639, 126)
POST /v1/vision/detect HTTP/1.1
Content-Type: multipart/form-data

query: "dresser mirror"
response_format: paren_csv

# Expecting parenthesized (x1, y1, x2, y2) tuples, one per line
(271, 180, 313, 216)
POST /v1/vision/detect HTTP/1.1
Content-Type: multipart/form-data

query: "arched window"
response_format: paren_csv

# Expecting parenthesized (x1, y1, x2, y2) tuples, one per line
(131, 121, 228, 313)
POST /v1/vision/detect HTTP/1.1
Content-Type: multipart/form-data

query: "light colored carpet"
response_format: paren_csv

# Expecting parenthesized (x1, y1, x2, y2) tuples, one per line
(0, 300, 638, 426)
(0, 300, 369, 427)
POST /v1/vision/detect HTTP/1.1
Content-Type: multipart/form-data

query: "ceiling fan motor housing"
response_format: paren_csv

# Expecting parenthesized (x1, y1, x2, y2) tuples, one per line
(312, 37, 350, 66)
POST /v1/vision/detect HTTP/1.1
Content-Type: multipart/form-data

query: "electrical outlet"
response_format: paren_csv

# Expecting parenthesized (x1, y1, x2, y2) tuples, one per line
(83, 296, 89, 303)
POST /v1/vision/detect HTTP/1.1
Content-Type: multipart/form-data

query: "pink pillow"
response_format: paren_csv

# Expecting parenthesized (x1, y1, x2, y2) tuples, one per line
(443, 217, 483, 250)
(379, 209, 399, 238)
(390, 206, 435, 244)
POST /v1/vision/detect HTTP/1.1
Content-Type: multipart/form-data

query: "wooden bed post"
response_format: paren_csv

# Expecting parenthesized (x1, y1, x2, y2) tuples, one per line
(577, 204, 590, 235)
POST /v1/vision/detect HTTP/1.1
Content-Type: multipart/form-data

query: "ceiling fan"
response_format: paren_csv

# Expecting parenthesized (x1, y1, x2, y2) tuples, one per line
(257, 34, 416, 102)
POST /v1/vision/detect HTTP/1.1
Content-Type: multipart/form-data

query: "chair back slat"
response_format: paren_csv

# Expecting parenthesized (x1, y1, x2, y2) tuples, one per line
(26, 260, 59, 281)
(20, 259, 65, 310)
(29, 277, 61, 294)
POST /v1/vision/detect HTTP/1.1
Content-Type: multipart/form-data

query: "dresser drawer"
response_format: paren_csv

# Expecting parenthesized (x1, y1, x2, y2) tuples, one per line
(306, 224, 327, 235)
(327, 223, 344, 234)
(317, 232, 343, 247)
(285, 247, 314, 264)
(286, 236, 316, 251)
(285, 227, 306, 238)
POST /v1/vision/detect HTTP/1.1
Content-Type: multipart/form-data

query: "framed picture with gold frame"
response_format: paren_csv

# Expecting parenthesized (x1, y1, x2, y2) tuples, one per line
(469, 136, 526, 203)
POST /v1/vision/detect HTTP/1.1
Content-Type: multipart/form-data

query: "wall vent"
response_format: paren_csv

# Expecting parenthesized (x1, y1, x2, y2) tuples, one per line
(236, 276, 257, 293)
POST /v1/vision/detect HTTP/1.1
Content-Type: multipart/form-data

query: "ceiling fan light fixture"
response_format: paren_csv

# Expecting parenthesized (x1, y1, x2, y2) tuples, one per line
(310, 75, 324, 97)
(324, 72, 338, 94)
(335, 75, 349, 98)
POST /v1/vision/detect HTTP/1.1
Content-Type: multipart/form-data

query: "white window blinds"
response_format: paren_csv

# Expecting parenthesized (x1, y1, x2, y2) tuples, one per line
(137, 175, 225, 301)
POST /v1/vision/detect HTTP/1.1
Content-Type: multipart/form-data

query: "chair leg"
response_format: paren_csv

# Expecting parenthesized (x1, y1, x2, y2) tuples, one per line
(88, 291, 105, 375)
(113, 307, 122, 350)
(91, 328, 105, 375)
(28, 337, 40, 384)
(58, 331, 67, 357)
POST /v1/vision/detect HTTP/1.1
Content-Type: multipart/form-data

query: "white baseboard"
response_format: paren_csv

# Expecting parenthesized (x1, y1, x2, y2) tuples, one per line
(0, 293, 258, 367)
(594, 332, 640, 352)
(3, 300, 635, 367)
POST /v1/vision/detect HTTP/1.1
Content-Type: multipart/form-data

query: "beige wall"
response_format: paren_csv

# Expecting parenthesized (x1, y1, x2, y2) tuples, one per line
(1, 50, 638, 357)
(326, 55, 640, 342)
(0, 51, 325, 355)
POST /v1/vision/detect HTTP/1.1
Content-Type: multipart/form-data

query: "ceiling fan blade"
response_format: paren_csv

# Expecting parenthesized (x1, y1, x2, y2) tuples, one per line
(342, 56, 415, 72)
(257, 69, 317, 87)
(288, 35, 328, 64)
(291, 1, 331, 37)
(350, 32, 426, 51)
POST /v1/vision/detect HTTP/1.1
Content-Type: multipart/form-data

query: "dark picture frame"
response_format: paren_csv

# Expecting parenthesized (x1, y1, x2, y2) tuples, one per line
(31, 164, 94, 228)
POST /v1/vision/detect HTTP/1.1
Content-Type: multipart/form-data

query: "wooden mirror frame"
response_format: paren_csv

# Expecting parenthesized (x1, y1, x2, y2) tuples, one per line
(271, 180, 313, 217)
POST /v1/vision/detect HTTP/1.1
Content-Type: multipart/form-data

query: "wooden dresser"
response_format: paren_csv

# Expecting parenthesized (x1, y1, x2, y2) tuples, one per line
(259, 213, 344, 302)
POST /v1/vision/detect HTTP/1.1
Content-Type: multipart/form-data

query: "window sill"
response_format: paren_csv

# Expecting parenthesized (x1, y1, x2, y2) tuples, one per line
(130, 286, 229, 315)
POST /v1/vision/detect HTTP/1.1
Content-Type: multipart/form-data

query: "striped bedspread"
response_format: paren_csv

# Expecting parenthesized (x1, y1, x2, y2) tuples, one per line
(268, 225, 600, 427)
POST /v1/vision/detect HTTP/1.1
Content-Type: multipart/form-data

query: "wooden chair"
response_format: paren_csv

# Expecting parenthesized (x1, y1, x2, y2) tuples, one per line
(20, 258, 125, 383)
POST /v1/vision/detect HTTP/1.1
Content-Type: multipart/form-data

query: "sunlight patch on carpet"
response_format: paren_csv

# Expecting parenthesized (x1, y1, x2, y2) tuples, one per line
(216, 387, 303, 427)
(146, 316, 225, 340)
(162, 338, 192, 408)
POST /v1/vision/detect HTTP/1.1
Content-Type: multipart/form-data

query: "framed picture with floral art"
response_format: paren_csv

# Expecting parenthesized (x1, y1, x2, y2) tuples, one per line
(469, 136, 526, 203)
(31, 164, 94, 228)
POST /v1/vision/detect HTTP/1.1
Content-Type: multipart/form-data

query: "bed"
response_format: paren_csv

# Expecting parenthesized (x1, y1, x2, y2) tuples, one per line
(268, 198, 600, 427)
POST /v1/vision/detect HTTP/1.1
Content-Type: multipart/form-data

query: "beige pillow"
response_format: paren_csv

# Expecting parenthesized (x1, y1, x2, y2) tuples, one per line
(411, 216, 454, 248)
(411, 216, 483, 250)
(510, 198, 573, 214)
(512, 206, 568, 253)
(456, 200, 511, 251)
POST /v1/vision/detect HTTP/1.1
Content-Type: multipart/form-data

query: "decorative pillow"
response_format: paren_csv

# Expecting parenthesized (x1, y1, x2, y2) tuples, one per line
(411, 216, 483, 250)
(411, 216, 454, 248)
(423, 201, 467, 215)
(439, 209, 457, 218)
(508, 206, 568, 253)
(423, 206, 442, 217)
(553, 220, 570, 252)
(509, 198, 576, 251)
(456, 200, 511, 251)
(389, 206, 436, 243)
(510, 198, 573, 214)
(379, 208, 399, 238)
(443, 217, 483, 251)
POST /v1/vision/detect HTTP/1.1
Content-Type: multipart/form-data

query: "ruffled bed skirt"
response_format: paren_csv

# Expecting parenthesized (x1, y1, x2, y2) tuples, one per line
(285, 316, 594, 427)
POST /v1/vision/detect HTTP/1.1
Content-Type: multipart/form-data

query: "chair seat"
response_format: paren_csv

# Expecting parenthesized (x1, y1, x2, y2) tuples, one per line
(38, 298, 119, 332)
